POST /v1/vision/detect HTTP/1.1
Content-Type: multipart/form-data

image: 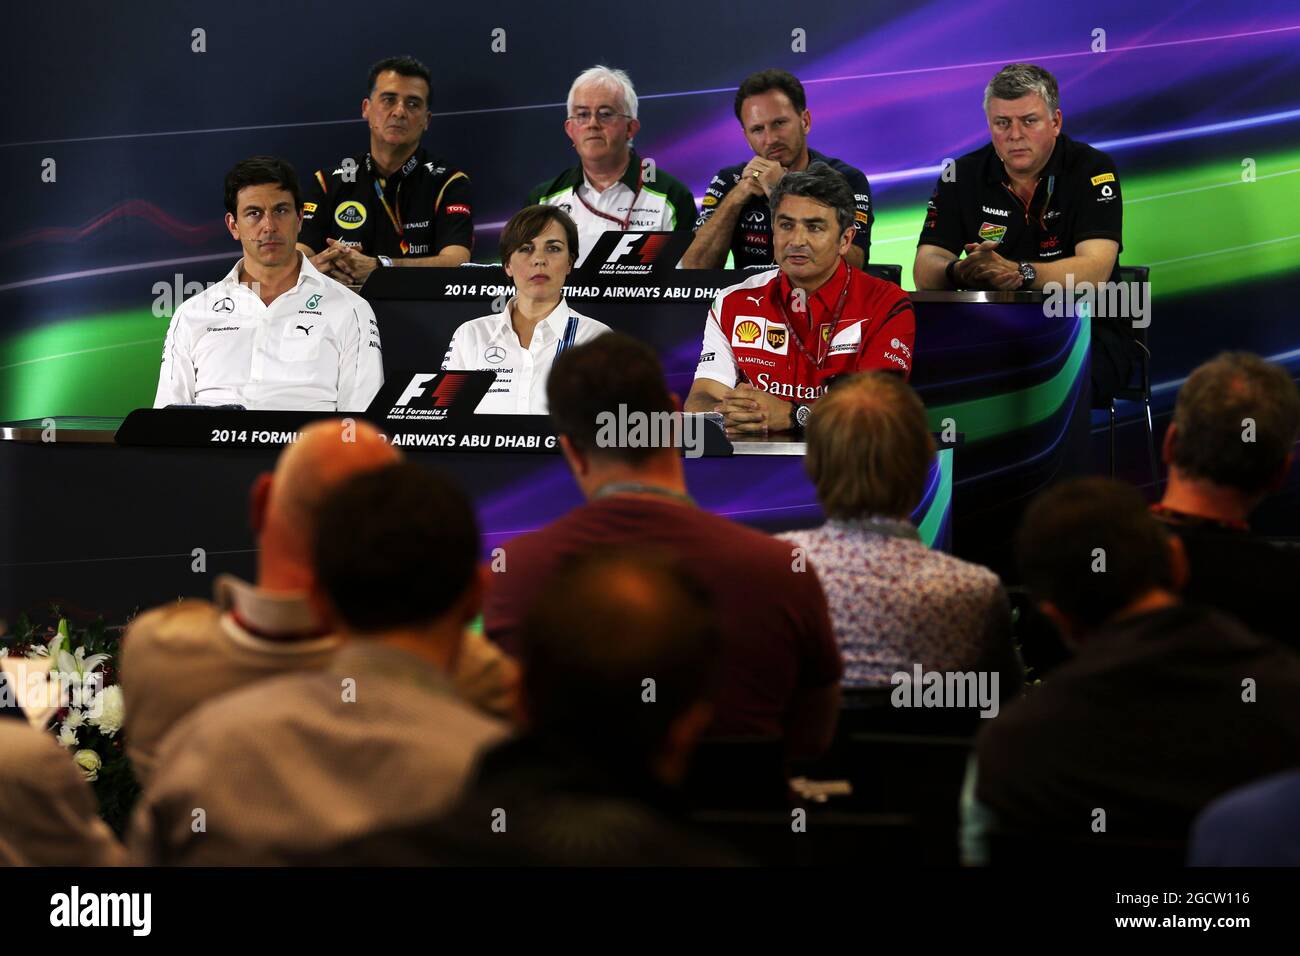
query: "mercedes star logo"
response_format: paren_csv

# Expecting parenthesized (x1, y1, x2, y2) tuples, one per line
(484, 346, 507, 364)
(213, 297, 235, 313)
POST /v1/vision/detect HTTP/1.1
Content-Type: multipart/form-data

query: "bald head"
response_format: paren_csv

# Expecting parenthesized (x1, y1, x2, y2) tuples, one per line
(262, 419, 401, 557)
(520, 549, 721, 764)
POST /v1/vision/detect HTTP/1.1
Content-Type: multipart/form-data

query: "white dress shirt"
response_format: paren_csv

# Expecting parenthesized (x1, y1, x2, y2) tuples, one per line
(441, 297, 610, 414)
(154, 254, 384, 411)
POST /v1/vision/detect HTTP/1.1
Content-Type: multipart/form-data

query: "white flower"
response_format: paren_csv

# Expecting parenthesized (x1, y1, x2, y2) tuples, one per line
(56, 723, 78, 748)
(73, 749, 101, 782)
(63, 708, 85, 730)
(86, 685, 124, 737)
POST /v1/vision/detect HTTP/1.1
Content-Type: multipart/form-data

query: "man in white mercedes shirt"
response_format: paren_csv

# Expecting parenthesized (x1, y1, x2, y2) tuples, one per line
(154, 156, 385, 411)
(442, 206, 609, 414)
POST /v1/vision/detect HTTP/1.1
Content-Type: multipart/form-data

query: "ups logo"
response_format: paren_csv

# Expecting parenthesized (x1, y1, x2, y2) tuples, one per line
(766, 325, 787, 350)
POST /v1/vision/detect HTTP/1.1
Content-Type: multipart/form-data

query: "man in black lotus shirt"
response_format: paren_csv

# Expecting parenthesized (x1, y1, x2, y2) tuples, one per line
(297, 56, 473, 286)
(913, 63, 1138, 401)
(681, 69, 873, 270)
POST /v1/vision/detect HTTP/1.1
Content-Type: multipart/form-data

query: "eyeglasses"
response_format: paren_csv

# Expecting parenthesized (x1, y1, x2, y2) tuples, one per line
(568, 108, 631, 126)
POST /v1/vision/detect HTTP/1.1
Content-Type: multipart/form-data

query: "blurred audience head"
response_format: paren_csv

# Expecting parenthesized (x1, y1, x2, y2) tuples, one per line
(1166, 352, 1300, 504)
(805, 372, 935, 520)
(251, 420, 400, 588)
(518, 549, 721, 785)
(1017, 478, 1186, 643)
(546, 332, 684, 494)
(311, 463, 482, 665)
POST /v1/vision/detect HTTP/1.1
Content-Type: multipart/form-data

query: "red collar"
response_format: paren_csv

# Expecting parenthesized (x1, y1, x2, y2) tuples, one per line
(776, 259, 850, 316)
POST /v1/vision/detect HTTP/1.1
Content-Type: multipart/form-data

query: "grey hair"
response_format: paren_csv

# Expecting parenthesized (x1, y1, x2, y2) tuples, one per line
(567, 65, 638, 120)
(983, 63, 1060, 115)
(769, 161, 856, 234)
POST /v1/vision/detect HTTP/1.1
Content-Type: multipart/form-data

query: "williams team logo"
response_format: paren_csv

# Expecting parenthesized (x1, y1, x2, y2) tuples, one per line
(334, 201, 367, 229)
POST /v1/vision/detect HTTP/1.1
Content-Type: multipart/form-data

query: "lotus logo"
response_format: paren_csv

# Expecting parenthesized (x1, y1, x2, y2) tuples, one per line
(213, 297, 235, 313)
(735, 320, 761, 344)
(484, 346, 506, 364)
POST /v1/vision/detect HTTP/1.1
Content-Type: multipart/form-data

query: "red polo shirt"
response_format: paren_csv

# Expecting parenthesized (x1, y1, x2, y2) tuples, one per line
(693, 260, 915, 403)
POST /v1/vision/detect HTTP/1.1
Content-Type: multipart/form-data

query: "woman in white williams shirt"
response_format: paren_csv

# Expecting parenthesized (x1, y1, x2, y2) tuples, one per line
(442, 206, 609, 414)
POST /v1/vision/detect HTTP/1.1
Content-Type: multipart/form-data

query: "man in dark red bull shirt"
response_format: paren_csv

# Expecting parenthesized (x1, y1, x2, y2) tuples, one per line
(685, 163, 915, 435)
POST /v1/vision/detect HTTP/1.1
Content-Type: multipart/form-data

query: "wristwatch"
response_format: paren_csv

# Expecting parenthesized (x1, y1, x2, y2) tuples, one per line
(945, 258, 961, 289)
(793, 404, 812, 430)
(377, 255, 393, 268)
(1017, 261, 1037, 287)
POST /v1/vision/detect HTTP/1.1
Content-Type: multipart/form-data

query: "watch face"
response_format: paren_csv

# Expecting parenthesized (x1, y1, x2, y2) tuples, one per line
(796, 404, 811, 427)
(1019, 262, 1036, 283)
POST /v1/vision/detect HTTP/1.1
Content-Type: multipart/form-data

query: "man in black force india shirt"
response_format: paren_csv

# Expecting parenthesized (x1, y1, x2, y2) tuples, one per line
(913, 63, 1139, 402)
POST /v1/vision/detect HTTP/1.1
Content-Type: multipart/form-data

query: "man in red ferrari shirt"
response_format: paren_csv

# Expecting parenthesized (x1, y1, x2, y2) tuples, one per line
(685, 162, 915, 435)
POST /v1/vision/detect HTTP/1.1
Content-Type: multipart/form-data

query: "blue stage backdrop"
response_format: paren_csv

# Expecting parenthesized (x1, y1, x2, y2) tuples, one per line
(3, 0, 1299, 528)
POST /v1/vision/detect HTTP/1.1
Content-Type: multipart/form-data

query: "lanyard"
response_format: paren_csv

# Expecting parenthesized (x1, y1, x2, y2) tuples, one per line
(1004, 172, 1056, 231)
(574, 164, 643, 230)
(772, 267, 854, 371)
(372, 177, 409, 254)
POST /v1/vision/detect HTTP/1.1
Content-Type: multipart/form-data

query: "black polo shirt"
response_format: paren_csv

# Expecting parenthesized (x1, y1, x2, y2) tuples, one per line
(919, 132, 1122, 283)
(695, 148, 874, 267)
(299, 147, 474, 258)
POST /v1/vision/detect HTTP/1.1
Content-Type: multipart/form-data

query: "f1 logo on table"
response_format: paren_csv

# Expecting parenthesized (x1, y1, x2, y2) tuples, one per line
(605, 233, 671, 266)
(396, 372, 468, 408)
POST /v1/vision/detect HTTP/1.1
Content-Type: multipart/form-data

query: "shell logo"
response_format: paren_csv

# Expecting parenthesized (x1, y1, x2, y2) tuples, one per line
(735, 320, 761, 344)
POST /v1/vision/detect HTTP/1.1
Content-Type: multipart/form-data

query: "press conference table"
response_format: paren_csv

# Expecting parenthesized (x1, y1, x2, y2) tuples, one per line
(0, 273, 1088, 620)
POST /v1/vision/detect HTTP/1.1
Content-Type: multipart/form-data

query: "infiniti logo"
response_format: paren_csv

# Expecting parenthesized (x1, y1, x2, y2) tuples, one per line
(743, 210, 766, 224)
(212, 297, 235, 313)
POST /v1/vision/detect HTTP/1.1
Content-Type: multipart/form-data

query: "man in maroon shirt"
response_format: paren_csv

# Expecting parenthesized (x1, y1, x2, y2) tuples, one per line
(685, 162, 915, 436)
(483, 333, 842, 758)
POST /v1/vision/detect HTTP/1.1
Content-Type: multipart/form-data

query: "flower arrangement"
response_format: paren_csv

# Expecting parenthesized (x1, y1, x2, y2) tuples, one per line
(1, 610, 139, 835)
